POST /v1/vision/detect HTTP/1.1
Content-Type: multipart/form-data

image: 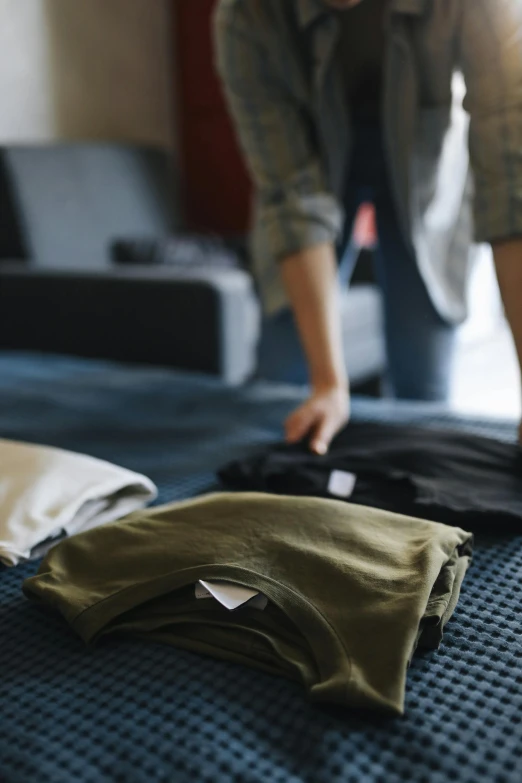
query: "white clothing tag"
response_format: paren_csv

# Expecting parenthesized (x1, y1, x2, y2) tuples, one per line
(327, 470, 357, 498)
(195, 580, 267, 611)
(195, 582, 213, 600)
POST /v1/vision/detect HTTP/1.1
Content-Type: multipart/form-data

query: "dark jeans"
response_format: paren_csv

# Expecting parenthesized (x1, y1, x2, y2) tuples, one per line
(257, 125, 457, 402)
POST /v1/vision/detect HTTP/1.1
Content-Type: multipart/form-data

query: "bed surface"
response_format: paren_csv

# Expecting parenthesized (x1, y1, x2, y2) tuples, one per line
(0, 352, 521, 783)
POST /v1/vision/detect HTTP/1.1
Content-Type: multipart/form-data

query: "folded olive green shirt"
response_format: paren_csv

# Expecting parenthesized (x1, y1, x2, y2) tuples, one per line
(23, 493, 473, 715)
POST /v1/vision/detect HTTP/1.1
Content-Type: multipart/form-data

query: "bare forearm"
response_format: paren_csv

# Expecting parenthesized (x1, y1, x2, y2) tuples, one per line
(493, 239, 522, 381)
(280, 243, 347, 390)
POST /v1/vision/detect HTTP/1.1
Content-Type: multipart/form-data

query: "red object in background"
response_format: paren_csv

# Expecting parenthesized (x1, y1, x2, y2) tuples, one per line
(353, 203, 378, 249)
(175, 0, 252, 235)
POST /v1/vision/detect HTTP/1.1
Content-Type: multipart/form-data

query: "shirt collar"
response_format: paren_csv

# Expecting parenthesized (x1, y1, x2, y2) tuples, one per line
(296, 0, 427, 28)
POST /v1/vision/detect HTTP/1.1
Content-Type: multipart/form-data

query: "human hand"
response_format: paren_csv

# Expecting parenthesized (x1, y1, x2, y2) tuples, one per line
(285, 384, 350, 455)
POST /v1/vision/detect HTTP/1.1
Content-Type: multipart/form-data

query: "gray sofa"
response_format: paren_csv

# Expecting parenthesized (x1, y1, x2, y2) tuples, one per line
(0, 143, 384, 387)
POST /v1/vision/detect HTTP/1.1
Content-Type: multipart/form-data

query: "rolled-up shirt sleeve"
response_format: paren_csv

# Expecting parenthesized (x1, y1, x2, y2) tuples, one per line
(460, 0, 522, 243)
(213, 3, 343, 266)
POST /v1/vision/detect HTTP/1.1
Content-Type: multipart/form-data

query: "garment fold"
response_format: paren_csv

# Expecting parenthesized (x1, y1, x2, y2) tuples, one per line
(23, 492, 472, 715)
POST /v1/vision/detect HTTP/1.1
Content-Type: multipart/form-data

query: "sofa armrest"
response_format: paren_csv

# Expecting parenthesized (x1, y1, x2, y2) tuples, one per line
(0, 263, 260, 385)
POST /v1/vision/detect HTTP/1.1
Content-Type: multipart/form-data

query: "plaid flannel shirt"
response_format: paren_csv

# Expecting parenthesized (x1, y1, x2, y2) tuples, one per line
(215, 0, 522, 320)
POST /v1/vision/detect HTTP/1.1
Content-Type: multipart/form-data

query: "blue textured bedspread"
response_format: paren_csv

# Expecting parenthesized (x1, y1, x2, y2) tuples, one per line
(0, 352, 521, 783)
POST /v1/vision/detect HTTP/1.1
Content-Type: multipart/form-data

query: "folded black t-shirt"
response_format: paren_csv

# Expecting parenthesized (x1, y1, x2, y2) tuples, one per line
(218, 423, 522, 528)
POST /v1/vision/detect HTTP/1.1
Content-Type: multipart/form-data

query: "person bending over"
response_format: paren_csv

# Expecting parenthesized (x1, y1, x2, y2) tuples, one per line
(215, 0, 522, 452)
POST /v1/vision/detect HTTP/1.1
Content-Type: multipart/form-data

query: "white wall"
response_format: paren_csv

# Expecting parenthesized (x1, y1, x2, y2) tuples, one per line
(0, 1, 54, 140)
(0, 0, 174, 147)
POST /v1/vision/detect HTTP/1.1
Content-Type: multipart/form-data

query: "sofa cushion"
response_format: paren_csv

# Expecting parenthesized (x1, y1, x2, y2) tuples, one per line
(0, 144, 178, 267)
